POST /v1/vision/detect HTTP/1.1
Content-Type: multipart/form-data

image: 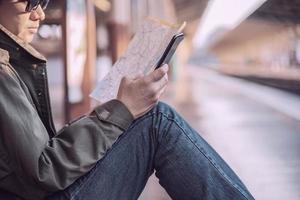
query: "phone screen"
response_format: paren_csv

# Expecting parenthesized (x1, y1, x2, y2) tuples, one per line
(155, 33, 184, 69)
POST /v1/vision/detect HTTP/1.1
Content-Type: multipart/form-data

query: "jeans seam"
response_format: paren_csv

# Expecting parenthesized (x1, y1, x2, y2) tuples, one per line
(157, 111, 250, 200)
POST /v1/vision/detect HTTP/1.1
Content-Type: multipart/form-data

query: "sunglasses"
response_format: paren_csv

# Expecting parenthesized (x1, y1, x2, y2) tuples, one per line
(25, 0, 49, 12)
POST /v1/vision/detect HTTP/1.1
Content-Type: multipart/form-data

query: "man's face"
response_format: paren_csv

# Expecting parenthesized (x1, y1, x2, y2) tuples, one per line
(0, 0, 46, 43)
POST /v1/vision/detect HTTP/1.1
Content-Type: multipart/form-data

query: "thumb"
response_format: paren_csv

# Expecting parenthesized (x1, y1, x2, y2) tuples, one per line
(132, 73, 144, 81)
(120, 76, 129, 85)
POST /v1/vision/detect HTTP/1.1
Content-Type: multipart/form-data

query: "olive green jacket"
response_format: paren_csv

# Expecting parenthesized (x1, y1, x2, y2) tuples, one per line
(0, 24, 134, 199)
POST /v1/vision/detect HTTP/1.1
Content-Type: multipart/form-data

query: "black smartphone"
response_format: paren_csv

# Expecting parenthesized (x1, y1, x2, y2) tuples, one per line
(155, 33, 184, 69)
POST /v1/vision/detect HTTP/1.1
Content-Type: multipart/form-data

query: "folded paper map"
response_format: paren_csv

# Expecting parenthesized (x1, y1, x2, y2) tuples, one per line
(90, 18, 186, 103)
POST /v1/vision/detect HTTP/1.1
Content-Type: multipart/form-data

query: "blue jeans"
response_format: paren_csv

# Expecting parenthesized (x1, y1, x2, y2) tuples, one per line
(49, 102, 254, 200)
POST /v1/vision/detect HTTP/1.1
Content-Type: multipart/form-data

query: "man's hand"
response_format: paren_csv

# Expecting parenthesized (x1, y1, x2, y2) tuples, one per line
(117, 64, 169, 119)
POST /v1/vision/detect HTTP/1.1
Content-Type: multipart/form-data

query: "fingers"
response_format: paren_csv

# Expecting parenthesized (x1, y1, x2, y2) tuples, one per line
(145, 64, 169, 83)
(119, 65, 169, 105)
(117, 65, 170, 119)
(132, 73, 143, 81)
(145, 65, 169, 98)
(117, 77, 128, 99)
(152, 73, 168, 93)
(143, 73, 168, 103)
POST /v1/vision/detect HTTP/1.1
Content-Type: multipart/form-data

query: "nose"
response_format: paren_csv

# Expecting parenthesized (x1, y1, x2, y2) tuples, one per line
(30, 5, 46, 21)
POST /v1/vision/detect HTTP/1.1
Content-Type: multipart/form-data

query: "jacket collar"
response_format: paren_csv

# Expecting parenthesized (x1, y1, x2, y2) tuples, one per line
(0, 48, 10, 65)
(0, 24, 46, 65)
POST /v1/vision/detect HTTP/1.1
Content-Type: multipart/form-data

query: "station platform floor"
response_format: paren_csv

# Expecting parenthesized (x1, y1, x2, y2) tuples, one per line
(138, 65, 300, 200)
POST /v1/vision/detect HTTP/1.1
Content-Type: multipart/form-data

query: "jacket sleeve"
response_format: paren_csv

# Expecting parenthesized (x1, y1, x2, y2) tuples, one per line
(0, 64, 134, 192)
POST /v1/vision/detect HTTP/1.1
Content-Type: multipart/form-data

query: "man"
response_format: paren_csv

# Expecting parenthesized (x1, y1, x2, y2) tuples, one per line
(0, 0, 255, 199)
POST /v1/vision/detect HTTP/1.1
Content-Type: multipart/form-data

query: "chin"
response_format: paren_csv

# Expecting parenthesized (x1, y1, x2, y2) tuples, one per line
(26, 36, 35, 43)
(18, 32, 35, 43)
(22, 35, 35, 44)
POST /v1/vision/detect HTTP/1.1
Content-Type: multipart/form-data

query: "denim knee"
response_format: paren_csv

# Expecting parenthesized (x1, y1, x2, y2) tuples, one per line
(150, 102, 177, 119)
